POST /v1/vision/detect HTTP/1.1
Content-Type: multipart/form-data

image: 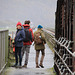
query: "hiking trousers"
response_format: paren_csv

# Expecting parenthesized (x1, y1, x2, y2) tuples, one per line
(36, 49, 45, 66)
(22, 45, 30, 65)
(15, 47, 22, 66)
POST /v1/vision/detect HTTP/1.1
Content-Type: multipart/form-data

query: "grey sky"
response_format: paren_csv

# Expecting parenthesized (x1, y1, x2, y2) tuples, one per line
(0, 0, 57, 28)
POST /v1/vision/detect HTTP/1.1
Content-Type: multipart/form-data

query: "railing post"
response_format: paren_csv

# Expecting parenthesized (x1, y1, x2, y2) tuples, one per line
(73, 0, 75, 72)
(0, 32, 1, 70)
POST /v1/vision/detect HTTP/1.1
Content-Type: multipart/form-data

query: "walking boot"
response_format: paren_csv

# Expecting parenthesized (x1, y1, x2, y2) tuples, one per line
(22, 64, 27, 68)
(12, 63, 18, 67)
(39, 64, 44, 68)
(36, 66, 40, 68)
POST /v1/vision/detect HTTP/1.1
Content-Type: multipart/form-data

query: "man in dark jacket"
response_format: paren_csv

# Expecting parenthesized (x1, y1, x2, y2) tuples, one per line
(13, 22, 25, 67)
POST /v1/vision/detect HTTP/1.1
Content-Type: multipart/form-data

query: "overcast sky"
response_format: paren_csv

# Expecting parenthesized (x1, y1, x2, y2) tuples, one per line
(0, 0, 57, 28)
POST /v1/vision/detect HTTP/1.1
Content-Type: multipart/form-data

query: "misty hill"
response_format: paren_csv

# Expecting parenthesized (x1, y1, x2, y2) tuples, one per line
(0, 20, 16, 28)
(0, 0, 57, 29)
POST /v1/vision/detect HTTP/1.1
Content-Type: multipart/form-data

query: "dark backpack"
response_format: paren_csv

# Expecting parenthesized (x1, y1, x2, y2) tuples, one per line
(23, 27, 32, 42)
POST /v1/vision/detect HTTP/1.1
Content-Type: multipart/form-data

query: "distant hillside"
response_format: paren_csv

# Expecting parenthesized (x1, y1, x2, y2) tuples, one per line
(0, 20, 16, 28)
(0, 0, 57, 29)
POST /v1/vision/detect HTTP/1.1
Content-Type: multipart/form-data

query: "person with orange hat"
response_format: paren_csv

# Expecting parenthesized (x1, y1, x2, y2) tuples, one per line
(12, 22, 25, 68)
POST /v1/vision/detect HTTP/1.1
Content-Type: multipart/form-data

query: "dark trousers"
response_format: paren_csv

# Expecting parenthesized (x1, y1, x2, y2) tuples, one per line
(15, 47, 22, 66)
(36, 49, 45, 66)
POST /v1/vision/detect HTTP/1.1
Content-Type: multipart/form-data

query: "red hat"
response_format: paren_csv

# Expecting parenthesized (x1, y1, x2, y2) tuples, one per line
(16, 22, 22, 27)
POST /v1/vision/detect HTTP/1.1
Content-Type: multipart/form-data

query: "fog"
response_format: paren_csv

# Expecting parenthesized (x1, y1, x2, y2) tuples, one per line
(0, 0, 57, 30)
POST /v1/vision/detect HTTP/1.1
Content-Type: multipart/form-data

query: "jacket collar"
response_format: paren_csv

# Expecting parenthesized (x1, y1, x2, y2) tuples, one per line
(38, 28, 42, 31)
(23, 24, 30, 27)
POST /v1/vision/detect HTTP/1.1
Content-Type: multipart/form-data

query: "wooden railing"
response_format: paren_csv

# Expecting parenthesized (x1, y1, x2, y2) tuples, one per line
(0, 30, 8, 73)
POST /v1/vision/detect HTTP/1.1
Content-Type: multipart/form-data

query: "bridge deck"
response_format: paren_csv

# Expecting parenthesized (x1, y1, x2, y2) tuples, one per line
(3, 44, 55, 75)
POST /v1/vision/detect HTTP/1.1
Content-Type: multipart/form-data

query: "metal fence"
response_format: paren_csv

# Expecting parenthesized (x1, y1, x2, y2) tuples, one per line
(55, 0, 75, 75)
(0, 30, 8, 73)
(54, 38, 75, 75)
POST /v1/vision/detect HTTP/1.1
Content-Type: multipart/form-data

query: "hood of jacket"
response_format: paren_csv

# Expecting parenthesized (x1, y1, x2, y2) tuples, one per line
(21, 26, 24, 30)
(23, 24, 30, 28)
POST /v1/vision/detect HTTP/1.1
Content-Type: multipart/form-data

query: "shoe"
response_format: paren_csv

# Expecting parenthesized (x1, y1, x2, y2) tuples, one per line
(18, 65, 22, 68)
(39, 64, 44, 68)
(22, 64, 27, 68)
(12, 64, 18, 67)
(36, 66, 40, 68)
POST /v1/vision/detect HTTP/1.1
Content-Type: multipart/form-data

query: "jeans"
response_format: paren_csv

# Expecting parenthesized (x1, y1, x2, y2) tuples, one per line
(15, 47, 22, 66)
(21, 45, 30, 65)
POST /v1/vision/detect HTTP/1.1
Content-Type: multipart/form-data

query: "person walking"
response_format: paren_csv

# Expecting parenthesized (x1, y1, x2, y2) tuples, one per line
(13, 22, 25, 67)
(22, 20, 34, 68)
(34, 25, 46, 68)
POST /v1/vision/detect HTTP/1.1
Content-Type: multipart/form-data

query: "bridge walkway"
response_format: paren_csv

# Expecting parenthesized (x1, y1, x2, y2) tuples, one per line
(3, 43, 55, 75)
